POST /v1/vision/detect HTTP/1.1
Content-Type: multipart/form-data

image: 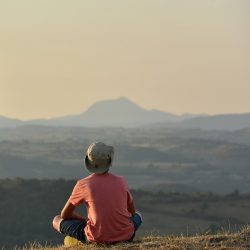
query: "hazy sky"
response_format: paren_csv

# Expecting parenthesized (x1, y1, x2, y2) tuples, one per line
(0, 0, 249, 120)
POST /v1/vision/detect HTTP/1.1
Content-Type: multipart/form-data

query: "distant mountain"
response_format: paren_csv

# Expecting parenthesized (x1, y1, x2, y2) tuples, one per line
(179, 113, 250, 131)
(0, 115, 22, 128)
(1, 97, 250, 130)
(2, 97, 184, 128)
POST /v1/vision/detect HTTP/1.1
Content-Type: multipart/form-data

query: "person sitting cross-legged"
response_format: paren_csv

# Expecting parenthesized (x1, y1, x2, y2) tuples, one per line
(52, 142, 142, 245)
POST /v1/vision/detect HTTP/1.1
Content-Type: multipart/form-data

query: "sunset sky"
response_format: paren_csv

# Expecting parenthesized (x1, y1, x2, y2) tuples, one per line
(0, 0, 249, 120)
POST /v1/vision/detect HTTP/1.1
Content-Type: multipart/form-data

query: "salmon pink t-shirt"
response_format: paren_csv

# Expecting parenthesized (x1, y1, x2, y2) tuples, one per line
(68, 172, 135, 243)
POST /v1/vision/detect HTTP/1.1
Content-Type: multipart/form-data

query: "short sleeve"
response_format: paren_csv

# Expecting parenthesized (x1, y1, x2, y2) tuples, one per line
(68, 181, 85, 207)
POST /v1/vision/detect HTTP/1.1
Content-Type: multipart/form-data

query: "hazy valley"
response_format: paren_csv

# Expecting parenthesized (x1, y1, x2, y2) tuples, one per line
(1, 125, 250, 194)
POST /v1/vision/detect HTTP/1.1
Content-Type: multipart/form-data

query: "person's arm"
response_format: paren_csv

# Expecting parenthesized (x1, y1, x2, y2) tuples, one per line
(127, 190, 136, 216)
(127, 198, 136, 216)
(61, 200, 86, 223)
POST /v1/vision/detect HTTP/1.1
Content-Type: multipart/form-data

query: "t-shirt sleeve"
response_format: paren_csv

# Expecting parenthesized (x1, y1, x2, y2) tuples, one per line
(68, 181, 85, 207)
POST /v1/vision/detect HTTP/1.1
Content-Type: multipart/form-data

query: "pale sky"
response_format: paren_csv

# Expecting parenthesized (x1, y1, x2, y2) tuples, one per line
(0, 0, 249, 120)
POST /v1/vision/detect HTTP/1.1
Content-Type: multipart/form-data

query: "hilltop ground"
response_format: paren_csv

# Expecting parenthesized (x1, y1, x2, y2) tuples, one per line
(23, 226, 250, 250)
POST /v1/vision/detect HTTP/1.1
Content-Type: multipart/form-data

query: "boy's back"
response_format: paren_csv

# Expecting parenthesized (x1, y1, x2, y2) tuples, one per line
(68, 172, 135, 243)
(52, 142, 142, 245)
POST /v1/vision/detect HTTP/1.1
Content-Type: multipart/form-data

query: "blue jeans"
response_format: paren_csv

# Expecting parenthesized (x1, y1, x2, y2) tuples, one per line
(127, 212, 143, 242)
(59, 212, 142, 243)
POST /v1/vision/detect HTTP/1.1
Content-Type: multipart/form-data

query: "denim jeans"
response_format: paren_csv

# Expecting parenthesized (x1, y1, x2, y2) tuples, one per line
(59, 211, 142, 243)
(127, 212, 143, 241)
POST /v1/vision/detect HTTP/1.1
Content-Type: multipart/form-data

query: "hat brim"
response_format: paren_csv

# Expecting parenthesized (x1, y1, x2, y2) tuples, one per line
(85, 155, 111, 174)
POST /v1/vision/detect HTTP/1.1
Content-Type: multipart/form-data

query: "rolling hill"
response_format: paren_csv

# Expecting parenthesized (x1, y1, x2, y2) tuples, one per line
(178, 113, 250, 131)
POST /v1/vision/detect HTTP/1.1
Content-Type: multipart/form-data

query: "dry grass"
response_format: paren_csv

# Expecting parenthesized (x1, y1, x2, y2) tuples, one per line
(21, 226, 250, 250)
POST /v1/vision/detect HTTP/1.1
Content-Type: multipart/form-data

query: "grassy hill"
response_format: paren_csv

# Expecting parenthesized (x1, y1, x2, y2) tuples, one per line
(24, 226, 250, 250)
(2, 179, 250, 249)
